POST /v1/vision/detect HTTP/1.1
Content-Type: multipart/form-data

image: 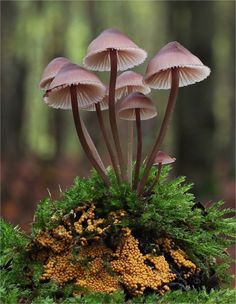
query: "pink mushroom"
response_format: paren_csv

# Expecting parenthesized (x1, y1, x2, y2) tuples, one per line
(39, 57, 71, 90)
(83, 28, 147, 182)
(144, 41, 210, 89)
(145, 151, 176, 196)
(138, 41, 210, 196)
(116, 71, 150, 100)
(117, 92, 157, 186)
(83, 28, 147, 71)
(44, 63, 110, 186)
(44, 63, 105, 109)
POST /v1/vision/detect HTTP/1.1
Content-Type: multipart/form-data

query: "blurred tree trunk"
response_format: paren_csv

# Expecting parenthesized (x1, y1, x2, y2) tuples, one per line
(46, 2, 70, 160)
(84, 1, 107, 159)
(86, 1, 100, 37)
(168, 2, 216, 196)
(229, 7, 235, 178)
(1, 2, 26, 160)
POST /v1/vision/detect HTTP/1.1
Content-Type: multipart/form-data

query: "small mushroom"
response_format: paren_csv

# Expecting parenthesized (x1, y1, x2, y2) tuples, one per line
(145, 151, 176, 196)
(116, 71, 151, 100)
(83, 70, 150, 108)
(83, 28, 147, 181)
(43, 62, 110, 186)
(138, 41, 210, 196)
(39, 57, 71, 90)
(117, 92, 157, 186)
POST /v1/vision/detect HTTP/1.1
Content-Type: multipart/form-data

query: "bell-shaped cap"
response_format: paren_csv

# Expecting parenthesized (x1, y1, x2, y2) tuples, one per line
(83, 28, 147, 71)
(117, 92, 157, 121)
(153, 151, 176, 165)
(44, 63, 106, 109)
(39, 57, 71, 90)
(144, 41, 211, 89)
(116, 71, 151, 100)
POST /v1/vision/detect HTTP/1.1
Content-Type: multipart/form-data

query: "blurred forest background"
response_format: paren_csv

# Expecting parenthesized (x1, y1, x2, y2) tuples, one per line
(1, 1, 235, 231)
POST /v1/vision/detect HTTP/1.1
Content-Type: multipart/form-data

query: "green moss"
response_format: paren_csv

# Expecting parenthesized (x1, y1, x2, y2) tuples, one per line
(1, 167, 235, 303)
(131, 289, 236, 304)
(12, 289, 236, 304)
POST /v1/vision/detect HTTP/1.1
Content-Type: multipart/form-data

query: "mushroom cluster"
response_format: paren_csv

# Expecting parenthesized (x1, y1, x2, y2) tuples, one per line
(40, 28, 210, 196)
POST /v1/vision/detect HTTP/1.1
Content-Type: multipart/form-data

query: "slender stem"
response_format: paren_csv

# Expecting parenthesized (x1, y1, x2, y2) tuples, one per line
(109, 49, 126, 181)
(144, 163, 162, 196)
(70, 85, 110, 186)
(137, 68, 179, 196)
(81, 120, 107, 173)
(133, 109, 142, 190)
(95, 103, 121, 183)
(127, 121, 133, 185)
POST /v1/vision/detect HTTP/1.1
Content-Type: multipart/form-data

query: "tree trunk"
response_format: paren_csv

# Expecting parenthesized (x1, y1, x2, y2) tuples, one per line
(167, 2, 216, 196)
(1, 2, 26, 160)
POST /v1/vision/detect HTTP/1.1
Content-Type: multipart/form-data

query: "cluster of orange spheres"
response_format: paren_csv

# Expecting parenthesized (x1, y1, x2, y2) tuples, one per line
(33, 207, 199, 296)
(41, 251, 80, 285)
(158, 237, 198, 279)
(111, 230, 176, 296)
(36, 229, 69, 253)
(74, 203, 106, 237)
(39, 28, 210, 196)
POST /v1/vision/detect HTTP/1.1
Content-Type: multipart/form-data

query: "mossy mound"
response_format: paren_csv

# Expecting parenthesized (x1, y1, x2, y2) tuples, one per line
(1, 166, 235, 303)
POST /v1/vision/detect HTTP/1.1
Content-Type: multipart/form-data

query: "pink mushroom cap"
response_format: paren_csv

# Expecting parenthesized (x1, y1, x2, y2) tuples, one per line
(81, 93, 109, 112)
(144, 41, 211, 89)
(44, 63, 106, 109)
(117, 92, 157, 121)
(83, 71, 151, 111)
(153, 151, 176, 165)
(83, 28, 147, 71)
(39, 57, 71, 90)
(116, 71, 151, 100)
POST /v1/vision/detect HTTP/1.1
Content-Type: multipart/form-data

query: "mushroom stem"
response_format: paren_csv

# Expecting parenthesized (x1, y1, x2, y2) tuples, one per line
(127, 120, 133, 185)
(109, 49, 126, 181)
(70, 85, 110, 186)
(144, 163, 162, 196)
(95, 103, 121, 183)
(81, 121, 107, 174)
(137, 68, 179, 196)
(133, 109, 142, 190)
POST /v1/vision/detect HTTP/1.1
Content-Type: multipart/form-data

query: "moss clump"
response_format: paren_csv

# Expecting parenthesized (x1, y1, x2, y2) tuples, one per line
(1, 166, 235, 303)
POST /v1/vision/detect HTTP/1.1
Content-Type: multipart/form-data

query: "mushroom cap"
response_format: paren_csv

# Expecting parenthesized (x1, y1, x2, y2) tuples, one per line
(116, 71, 151, 100)
(44, 63, 106, 109)
(81, 94, 109, 112)
(82, 70, 151, 111)
(117, 92, 157, 121)
(83, 28, 147, 71)
(144, 41, 211, 89)
(39, 57, 71, 90)
(153, 151, 176, 165)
